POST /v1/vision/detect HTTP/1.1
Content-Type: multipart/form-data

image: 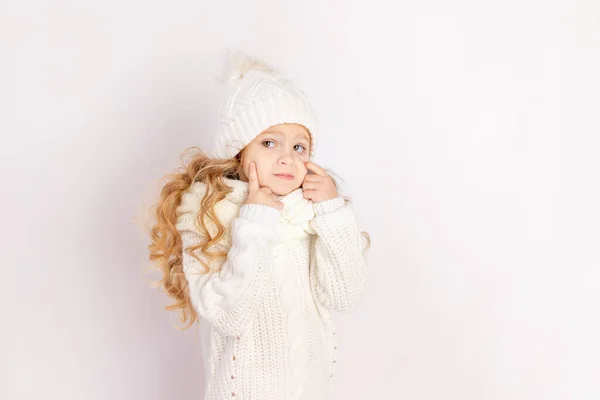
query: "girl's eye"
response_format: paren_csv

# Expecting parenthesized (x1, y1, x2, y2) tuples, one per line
(262, 140, 276, 148)
(294, 144, 306, 154)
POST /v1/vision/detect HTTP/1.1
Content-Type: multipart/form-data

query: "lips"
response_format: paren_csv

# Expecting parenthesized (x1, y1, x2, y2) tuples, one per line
(274, 174, 294, 180)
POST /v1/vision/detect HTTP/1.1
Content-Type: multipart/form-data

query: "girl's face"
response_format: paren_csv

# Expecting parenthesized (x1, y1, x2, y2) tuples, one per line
(239, 123, 312, 196)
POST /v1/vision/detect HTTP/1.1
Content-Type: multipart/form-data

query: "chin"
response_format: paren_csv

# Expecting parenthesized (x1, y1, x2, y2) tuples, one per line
(269, 180, 301, 196)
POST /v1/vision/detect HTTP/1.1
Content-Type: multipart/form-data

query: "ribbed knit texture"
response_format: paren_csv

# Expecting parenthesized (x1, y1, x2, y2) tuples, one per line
(211, 53, 318, 160)
(175, 178, 368, 400)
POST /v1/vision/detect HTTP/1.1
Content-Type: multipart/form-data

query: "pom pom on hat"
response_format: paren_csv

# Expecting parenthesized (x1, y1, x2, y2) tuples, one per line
(211, 51, 317, 160)
(218, 52, 275, 83)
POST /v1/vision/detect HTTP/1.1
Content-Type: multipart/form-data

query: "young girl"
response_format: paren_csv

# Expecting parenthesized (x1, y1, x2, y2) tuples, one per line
(148, 54, 370, 400)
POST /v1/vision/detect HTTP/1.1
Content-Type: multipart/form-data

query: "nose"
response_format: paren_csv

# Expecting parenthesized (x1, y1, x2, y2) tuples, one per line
(277, 148, 295, 166)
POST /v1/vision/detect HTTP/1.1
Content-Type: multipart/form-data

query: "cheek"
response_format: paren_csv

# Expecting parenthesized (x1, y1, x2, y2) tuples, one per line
(253, 160, 270, 182)
(240, 158, 250, 179)
(297, 163, 308, 181)
(299, 158, 308, 173)
(240, 153, 258, 181)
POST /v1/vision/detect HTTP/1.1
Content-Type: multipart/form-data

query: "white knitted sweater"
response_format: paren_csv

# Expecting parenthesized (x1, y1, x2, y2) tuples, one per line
(175, 178, 368, 400)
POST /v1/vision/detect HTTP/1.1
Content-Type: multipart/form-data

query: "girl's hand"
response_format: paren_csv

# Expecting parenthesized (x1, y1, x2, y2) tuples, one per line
(244, 162, 284, 211)
(302, 162, 339, 203)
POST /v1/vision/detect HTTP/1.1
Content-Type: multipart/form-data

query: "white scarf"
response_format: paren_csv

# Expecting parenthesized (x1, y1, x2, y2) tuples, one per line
(177, 178, 316, 245)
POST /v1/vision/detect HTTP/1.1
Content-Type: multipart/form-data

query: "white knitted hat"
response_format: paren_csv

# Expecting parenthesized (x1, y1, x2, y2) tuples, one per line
(210, 53, 317, 160)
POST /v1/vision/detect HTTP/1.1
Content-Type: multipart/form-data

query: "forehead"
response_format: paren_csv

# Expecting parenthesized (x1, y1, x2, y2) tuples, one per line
(259, 124, 311, 141)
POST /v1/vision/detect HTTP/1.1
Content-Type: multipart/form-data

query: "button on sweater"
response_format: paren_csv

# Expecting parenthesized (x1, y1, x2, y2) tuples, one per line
(175, 178, 368, 400)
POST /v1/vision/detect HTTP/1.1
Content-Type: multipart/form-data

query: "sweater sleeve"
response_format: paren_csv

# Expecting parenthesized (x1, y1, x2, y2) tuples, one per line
(178, 204, 281, 336)
(309, 197, 369, 312)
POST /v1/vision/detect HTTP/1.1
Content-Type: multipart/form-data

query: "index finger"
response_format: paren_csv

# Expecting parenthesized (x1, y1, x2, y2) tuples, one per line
(248, 162, 260, 191)
(304, 161, 327, 177)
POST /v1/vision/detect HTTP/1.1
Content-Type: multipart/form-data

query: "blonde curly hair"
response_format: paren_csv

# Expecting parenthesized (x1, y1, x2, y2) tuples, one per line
(147, 147, 244, 330)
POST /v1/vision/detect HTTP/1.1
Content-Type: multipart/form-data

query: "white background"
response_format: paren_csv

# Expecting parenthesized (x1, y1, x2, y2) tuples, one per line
(2, 1, 599, 399)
